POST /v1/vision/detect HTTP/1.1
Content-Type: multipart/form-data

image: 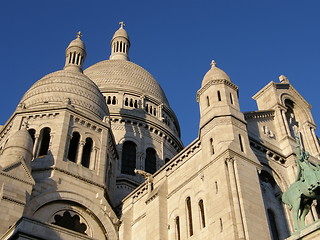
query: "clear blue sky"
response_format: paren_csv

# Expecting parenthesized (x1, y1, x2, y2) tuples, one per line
(1, 1, 319, 146)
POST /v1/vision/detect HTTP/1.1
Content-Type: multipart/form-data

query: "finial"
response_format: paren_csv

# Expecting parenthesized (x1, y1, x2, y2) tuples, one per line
(210, 60, 217, 68)
(279, 75, 289, 83)
(119, 21, 125, 28)
(76, 31, 83, 39)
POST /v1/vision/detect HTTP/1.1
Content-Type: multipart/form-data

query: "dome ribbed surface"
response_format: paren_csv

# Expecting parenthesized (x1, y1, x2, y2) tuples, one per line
(112, 28, 129, 40)
(202, 65, 231, 87)
(84, 60, 169, 106)
(20, 70, 109, 119)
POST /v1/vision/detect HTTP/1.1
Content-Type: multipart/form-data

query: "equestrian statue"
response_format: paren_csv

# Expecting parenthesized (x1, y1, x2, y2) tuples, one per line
(282, 130, 320, 231)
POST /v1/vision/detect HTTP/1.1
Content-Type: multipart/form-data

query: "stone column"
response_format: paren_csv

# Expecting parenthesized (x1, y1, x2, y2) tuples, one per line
(33, 133, 40, 157)
(90, 146, 98, 170)
(77, 140, 85, 165)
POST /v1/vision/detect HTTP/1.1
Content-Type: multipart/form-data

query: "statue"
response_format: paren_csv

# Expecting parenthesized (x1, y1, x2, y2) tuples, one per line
(282, 130, 320, 231)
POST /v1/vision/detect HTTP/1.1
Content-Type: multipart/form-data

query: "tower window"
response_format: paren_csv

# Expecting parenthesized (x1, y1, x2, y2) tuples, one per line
(206, 96, 210, 107)
(145, 148, 157, 174)
(28, 129, 36, 144)
(121, 141, 136, 175)
(217, 91, 221, 101)
(107, 96, 111, 105)
(199, 200, 206, 228)
(125, 98, 129, 106)
(210, 138, 214, 155)
(230, 93, 234, 104)
(38, 127, 51, 157)
(186, 197, 193, 236)
(239, 134, 244, 152)
(53, 211, 87, 235)
(81, 137, 93, 168)
(68, 132, 80, 162)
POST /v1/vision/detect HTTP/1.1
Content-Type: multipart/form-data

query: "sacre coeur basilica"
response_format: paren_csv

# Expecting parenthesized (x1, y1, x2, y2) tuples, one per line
(0, 23, 320, 240)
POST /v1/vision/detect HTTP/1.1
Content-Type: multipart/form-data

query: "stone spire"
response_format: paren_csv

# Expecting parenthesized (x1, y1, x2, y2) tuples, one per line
(109, 22, 130, 60)
(64, 32, 86, 72)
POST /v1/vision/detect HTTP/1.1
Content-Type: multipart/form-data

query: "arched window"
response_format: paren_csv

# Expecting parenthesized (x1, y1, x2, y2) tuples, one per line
(206, 96, 210, 107)
(186, 197, 193, 236)
(199, 199, 206, 228)
(285, 99, 298, 138)
(121, 141, 136, 175)
(53, 211, 87, 235)
(107, 96, 111, 104)
(68, 132, 80, 162)
(175, 216, 181, 240)
(38, 127, 51, 157)
(112, 96, 117, 105)
(210, 138, 214, 155)
(217, 91, 221, 101)
(239, 134, 244, 152)
(28, 129, 36, 144)
(81, 138, 93, 168)
(145, 148, 156, 174)
(230, 93, 234, 104)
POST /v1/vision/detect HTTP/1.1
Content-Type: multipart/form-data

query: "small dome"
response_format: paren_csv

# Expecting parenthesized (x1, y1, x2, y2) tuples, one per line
(4, 128, 33, 154)
(67, 33, 86, 51)
(20, 70, 109, 120)
(202, 60, 231, 87)
(84, 60, 170, 106)
(112, 22, 129, 41)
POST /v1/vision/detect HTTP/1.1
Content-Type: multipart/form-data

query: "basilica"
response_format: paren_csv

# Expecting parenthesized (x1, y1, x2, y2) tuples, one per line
(0, 23, 319, 240)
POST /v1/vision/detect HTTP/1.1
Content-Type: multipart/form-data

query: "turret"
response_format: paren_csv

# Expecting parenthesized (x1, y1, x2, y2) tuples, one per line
(109, 22, 130, 60)
(64, 32, 86, 72)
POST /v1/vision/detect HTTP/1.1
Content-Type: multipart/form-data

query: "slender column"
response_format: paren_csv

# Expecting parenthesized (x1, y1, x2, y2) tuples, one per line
(225, 157, 245, 239)
(77, 140, 85, 165)
(33, 134, 40, 157)
(90, 146, 98, 170)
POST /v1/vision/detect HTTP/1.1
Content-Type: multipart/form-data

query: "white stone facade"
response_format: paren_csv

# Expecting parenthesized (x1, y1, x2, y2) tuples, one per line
(0, 24, 319, 240)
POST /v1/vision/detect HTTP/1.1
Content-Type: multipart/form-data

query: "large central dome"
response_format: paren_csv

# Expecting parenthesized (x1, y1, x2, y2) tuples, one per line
(84, 60, 169, 106)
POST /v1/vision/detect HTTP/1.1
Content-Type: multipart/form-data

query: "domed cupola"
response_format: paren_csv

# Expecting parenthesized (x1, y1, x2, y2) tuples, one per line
(110, 21, 130, 60)
(19, 33, 109, 120)
(64, 32, 86, 72)
(201, 60, 231, 87)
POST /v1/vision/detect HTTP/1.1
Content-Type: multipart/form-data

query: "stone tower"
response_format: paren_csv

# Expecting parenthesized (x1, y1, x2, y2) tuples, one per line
(0, 34, 119, 239)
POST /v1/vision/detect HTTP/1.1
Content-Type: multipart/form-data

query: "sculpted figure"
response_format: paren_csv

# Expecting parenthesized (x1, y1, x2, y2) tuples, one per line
(282, 130, 320, 231)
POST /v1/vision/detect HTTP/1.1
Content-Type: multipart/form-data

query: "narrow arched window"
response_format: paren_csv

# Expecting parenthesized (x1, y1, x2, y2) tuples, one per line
(239, 134, 244, 152)
(206, 96, 210, 107)
(130, 99, 133, 107)
(230, 93, 234, 104)
(267, 209, 280, 240)
(38, 127, 51, 157)
(210, 138, 214, 155)
(134, 100, 138, 108)
(81, 137, 93, 168)
(217, 91, 221, 101)
(125, 98, 129, 106)
(107, 96, 111, 104)
(145, 148, 156, 174)
(28, 129, 36, 144)
(68, 132, 80, 162)
(175, 216, 181, 240)
(199, 199, 206, 228)
(145, 104, 149, 112)
(112, 96, 116, 105)
(121, 141, 136, 175)
(186, 197, 193, 236)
